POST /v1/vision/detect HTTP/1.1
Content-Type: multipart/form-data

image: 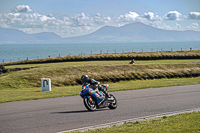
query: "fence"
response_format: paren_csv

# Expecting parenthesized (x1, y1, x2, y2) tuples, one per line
(0, 47, 196, 63)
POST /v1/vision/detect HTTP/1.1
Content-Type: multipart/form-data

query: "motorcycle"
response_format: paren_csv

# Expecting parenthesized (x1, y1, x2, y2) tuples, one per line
(80, 84, 117, 111)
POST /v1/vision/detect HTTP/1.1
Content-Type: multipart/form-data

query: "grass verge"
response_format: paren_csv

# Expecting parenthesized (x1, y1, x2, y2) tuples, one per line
(2, 50, 200, 66)
(74, 111, 200, 133)
(1, 59, 200, 88)
(0, 77, 200, 103)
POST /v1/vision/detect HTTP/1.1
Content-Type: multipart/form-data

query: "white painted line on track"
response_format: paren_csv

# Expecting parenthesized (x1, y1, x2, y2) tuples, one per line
(57, 108, 200, 133)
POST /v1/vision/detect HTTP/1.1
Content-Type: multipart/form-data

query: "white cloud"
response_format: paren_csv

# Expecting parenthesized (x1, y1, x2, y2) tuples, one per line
(118, 11, 139, 21)
(0, 11, 112, 37)
(0, 13, 8, 28)
(186, 23, 199, 31)
(149, 21, 172, 30)
(94, 13, 112, 25)
(143, 12, 162, 21)
(192, 23, 199, 28)
(1, 5, 200, 38)
(13, 5, 33, 12)
(165, 11, 182, 20)
(175, 23, 182, 29)
(71, 13, 94, 26)
(70, 13, 112, 27)
(188, 12, 200, 19)
(3, 13, 57, 28)
(188, 23, 199, 29)
(144, 12, 154, 20)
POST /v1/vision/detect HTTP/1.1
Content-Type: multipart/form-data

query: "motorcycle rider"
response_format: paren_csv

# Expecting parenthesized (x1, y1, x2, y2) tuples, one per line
(80, 75, 106, 106)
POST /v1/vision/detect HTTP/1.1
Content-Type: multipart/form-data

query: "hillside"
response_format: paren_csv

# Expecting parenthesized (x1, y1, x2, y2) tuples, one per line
(65, 23, 200, 43)
(1, 22, 200, 44)
(0, 27, 63, 44)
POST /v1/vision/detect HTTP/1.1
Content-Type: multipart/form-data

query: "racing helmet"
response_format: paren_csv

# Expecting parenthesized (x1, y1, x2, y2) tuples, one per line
(81, 75, 89, 83)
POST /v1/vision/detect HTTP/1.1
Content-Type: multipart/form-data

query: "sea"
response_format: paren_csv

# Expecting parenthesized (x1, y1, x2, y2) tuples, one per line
(0, 41, 200, 63)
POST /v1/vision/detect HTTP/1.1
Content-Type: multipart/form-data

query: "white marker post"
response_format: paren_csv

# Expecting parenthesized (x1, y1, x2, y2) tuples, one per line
(41, 78, 51, 91)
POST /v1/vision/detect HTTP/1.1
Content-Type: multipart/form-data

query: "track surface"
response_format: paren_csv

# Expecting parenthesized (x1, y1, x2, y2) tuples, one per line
(0, 84, 200, 133)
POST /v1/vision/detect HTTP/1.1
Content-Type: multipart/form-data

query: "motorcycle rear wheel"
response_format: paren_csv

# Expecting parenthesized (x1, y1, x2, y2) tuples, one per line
(83, 97, 97, 111)
(108, 94, 117, 109)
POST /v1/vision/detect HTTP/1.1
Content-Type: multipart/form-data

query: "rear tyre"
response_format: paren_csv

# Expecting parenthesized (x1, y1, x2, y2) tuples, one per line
(83, 97, 97, 111)
(108, 94, 117, 109)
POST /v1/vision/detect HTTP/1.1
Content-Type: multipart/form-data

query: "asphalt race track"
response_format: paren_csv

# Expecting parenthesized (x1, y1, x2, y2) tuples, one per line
(0, 84, 200, 133)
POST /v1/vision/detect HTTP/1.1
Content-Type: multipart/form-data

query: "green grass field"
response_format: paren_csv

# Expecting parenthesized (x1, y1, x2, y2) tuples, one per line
(0, 58, 200, 103)
(0, 77, 200, 103)
(74, 111, 200, 133)
(4, 59, 200, 69)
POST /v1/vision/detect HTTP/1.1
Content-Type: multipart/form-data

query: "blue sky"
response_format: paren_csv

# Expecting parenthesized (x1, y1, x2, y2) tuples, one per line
(0, 0, 200, 37)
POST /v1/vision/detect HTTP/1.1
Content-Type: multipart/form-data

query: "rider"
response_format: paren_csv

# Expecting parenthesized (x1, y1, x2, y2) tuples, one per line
(80, 75, 105, 106)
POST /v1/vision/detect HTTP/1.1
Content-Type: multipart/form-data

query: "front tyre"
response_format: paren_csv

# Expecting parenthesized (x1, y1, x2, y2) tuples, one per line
(83, 97, 97, 111)
(108, 94, 117, 109)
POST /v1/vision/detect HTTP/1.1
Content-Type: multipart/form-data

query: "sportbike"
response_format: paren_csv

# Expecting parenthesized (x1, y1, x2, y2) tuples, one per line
(80, 84, 117, 111)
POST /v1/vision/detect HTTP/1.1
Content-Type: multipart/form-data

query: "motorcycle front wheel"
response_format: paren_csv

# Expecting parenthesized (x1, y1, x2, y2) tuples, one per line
(83, 97, 97, 111)
(108, 94, 117, 109)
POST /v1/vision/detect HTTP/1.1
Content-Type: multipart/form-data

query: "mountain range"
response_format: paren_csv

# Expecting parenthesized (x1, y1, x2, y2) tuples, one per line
(0, 27, 62, 44)
(1, 22, 200, 44)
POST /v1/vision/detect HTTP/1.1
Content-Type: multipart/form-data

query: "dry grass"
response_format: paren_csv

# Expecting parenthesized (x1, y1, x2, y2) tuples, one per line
(1, 60, 199, 88)
(2, 50, 200, 66)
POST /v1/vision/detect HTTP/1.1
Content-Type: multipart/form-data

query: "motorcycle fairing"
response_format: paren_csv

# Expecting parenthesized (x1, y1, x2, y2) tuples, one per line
(80, 83, 105, 105)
